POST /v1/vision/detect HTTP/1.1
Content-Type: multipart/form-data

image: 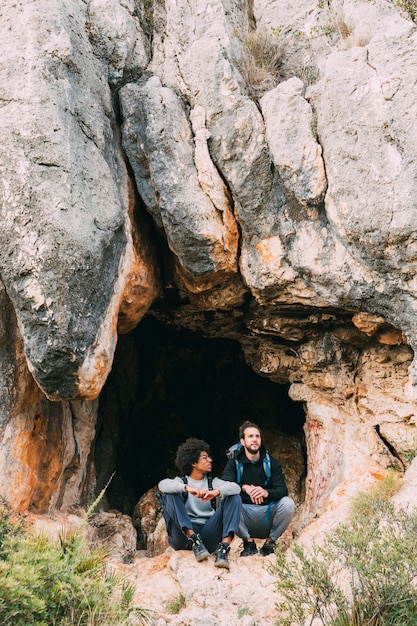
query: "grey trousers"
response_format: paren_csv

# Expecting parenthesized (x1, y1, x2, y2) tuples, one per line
(237, 496, 296, 541)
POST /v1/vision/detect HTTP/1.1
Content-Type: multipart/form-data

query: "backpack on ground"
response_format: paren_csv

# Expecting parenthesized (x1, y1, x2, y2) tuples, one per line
(226, 442, 271, 487)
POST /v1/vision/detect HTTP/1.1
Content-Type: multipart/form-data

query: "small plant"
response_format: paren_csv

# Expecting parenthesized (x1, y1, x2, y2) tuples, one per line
(315, 0, 372, 48)
(402, 448, 417, 466)
(132, 0, 154, 40)
(295, 64, 319, 85)
(315, 0, 355, 44)
(271, 25, 283, 37)
(0, 498, 25, 559)
(238, 606, 255, 618)
(167, 592, 186, 614)
(270, 471, 417, 625)
(321, 23, 336, 36)
(234, 5, 283, 100)
(395, 0, 417, 21)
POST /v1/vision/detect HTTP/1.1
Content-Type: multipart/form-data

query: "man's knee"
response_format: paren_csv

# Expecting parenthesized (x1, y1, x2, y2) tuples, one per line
(221, 494, 241, 509)
(164, 493, 186, 505)
(223, 494, 241, 505)
(164, 493, 183, 502)
(279, 496, 296, 516)
(163, 492, 186, 516)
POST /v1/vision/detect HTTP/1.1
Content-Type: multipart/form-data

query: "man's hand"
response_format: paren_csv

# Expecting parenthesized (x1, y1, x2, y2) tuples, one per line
(199, 489, 220, 502)
(242, 484, 268, 504)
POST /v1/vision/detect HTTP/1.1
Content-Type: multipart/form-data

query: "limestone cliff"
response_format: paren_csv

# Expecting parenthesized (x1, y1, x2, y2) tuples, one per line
(1, 0, 417, 557)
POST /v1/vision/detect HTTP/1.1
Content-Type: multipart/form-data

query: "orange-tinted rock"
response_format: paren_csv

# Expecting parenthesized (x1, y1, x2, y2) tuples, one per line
(118, 179, 160, 334)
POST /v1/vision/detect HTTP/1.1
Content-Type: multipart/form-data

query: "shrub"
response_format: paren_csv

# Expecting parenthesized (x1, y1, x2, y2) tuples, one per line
(238, 606, 255, 618)
(315, 0, 371, 48)
(270, 472, 417, 625)
(167, 592, 186, 615)
(234, 22, 283, 99)
(0, 499, 148, 626)
(395, 0, 417, 21)
(295, 65, 319, 85)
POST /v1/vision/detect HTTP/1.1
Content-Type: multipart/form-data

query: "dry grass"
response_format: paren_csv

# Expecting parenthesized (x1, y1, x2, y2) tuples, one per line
(317, 0, 371, 48)
(234, 26, 283, 100)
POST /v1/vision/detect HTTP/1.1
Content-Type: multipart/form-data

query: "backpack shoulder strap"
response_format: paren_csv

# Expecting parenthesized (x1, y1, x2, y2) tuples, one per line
(180, 476, 188, 502)
(262, 452, 271, 486)
(235, 459, 244, 484)
(235, 454, 271, 486)
(206, 474, 217, 510)
(182, 475, 216, 509)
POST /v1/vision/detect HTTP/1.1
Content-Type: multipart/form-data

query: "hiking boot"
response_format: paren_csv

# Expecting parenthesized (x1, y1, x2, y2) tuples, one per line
(260, 538, 276, 556)
(190, 533, 210, 562)
(214, 542, 230, 569)
(240, 538, 258, 557)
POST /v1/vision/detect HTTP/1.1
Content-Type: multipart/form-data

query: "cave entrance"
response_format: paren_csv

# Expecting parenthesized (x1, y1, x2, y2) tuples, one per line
(94, 315, 306, 516)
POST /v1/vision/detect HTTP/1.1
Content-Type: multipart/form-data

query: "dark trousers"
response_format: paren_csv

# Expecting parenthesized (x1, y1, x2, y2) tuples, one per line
(161, 493, 241, 553)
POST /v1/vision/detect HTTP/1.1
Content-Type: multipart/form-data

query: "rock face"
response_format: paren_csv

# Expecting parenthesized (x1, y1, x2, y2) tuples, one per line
(1, 0, 417, 581)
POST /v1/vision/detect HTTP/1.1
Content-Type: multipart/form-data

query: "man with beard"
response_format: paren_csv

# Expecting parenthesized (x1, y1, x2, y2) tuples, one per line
(222, 421, 296, 557)
(158, 437, 241, 569)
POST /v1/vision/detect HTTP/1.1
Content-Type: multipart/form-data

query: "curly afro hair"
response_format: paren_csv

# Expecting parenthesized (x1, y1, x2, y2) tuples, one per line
(175, 438, 212, 475)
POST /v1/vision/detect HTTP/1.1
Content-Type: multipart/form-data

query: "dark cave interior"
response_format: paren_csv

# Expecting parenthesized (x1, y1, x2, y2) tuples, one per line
(94, 315, 306, 515)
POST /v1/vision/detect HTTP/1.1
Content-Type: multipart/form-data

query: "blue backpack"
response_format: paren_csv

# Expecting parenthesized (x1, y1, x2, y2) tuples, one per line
(226, 443, 271, 487)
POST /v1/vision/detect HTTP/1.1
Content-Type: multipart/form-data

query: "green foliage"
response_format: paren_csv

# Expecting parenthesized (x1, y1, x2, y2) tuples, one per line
(295, 65, 320, 86)
(395, 0, 417, 21)
(238, 606, 255, 618)
(142, 0, 154, 31)
(131, 0, 154, 40)
(351, 469, 402, 519)
(0, 498, 25, 559)
(271, 542, 348, 625)
(0, 499, 148, 626)
(271, 25, 283, 37)
(167, 593, 186, 614)
(270, 473, 417, 625)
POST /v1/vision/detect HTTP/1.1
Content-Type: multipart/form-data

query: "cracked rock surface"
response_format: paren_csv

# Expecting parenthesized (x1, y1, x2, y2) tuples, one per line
(1, 2, 417, 604)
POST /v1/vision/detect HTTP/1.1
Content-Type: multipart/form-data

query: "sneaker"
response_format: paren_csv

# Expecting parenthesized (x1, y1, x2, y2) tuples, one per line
(190, 533, 210, 562)
(214, 542, 230, 569)
(260, 539, 276, 556)
(240, 538, 258, 557)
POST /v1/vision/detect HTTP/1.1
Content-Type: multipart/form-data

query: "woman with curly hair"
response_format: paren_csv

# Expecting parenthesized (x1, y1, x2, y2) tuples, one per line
(158, 437, 241, 569)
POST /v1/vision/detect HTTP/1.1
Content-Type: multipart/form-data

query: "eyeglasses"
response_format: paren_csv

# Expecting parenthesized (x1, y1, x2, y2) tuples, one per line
(199, 454, 212, 460)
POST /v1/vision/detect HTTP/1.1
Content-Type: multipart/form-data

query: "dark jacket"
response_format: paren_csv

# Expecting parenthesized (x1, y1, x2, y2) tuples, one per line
(221, 444, 288, 505)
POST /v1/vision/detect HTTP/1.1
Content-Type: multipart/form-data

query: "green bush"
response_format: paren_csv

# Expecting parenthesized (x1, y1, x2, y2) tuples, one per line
(270, 473, 417, 625)
(395, 0, 417, 22)
(167, 592, 186, 615)
(0, 499, 148, 626)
